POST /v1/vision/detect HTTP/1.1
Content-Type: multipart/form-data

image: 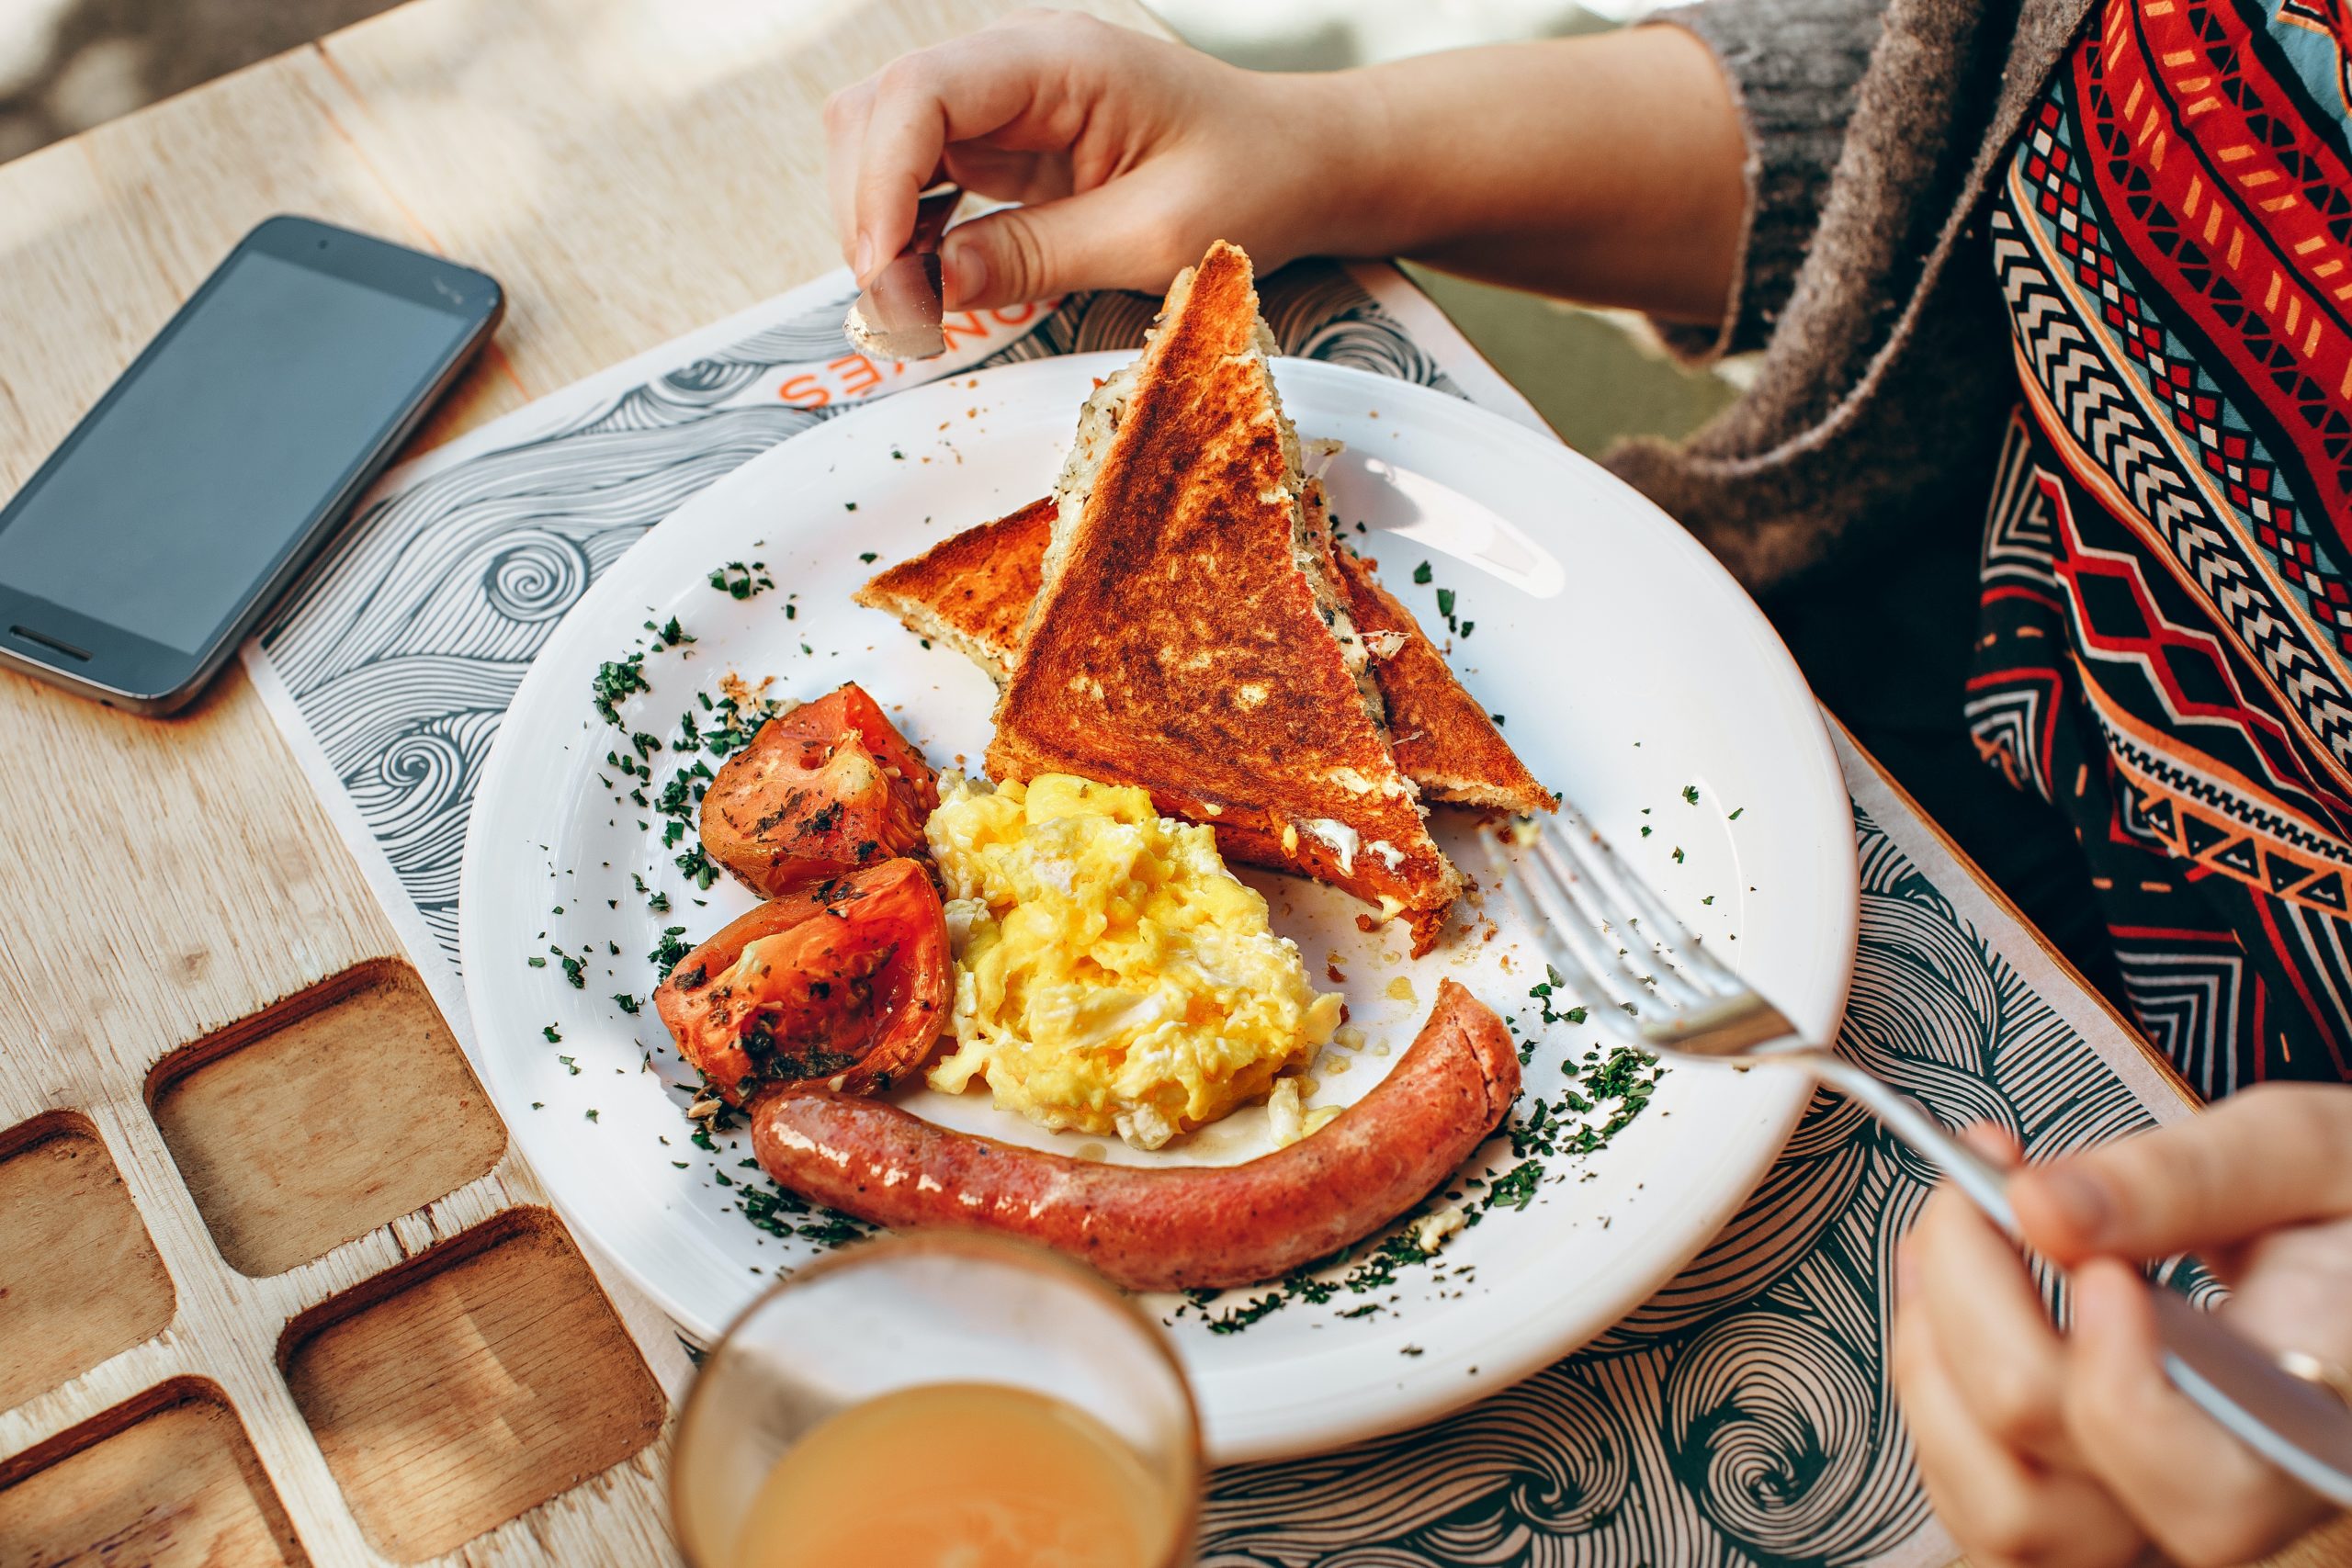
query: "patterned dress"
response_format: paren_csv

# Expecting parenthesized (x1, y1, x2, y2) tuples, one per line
(1971, 0, 2352, 1096)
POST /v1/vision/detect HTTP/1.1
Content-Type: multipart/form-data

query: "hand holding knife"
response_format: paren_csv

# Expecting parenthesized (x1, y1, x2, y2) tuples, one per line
(844, 186, 964, 361)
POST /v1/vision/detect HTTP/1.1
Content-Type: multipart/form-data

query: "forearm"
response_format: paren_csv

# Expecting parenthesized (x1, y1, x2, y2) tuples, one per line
(1295, 28, 1749, 324)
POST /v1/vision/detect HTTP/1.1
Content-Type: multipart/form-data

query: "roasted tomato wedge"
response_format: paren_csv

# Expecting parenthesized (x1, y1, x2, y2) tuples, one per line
(653, 858, 950, 1103)
(701, 682, 940, 897)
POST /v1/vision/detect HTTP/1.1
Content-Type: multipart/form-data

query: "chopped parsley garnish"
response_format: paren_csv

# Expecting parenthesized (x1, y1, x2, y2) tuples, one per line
(650, 926, 693, 979)
(796, 1213, 872, 1247)
(735, 1178, 878, 1249)
(613, 993, 641, 1015)
(675, 845, 721, 890)
(1528, 966, 1588, 1028)
(709, 560, 774, 599)
(541, 1023, 562, 1043)
(705, 685, 784, 758)
(1412, 560, 1433, 584)
(1483, 1161, 1544, 1211)
(1205, 1295, 1285, 1335)
(1682, 784, 1701, 805)
(591, 653, 650, 726)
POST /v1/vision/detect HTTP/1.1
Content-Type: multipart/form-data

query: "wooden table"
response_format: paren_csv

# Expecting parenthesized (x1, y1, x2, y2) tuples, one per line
(0, 3, 1141, 1562)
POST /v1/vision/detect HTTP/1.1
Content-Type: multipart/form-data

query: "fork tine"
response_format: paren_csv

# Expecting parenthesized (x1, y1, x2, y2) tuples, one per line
(1482, 835, 1655, 1023)
(1543, 810, 1739, 995)
(1523, 827, 1712, 1010)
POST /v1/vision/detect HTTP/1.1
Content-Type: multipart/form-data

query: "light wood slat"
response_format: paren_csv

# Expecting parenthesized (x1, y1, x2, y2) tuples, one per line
(310, 0, 1152, 411)
(0, 51, 432, 495)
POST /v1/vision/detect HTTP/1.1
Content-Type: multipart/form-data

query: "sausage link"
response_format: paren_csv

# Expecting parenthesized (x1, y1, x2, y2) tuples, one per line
(750, 978, 1521, 1291)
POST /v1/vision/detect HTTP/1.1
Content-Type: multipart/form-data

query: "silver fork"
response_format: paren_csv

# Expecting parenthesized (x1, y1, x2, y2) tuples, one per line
(1486, 813, 2352, 1508)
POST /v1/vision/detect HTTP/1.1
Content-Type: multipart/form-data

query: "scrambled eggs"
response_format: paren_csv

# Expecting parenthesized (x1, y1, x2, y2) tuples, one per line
(924, 772, 1340, 1148)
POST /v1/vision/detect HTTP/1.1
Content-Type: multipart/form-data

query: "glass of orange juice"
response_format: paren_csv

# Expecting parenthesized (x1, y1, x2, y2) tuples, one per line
(670, 1232, 1202, 1568)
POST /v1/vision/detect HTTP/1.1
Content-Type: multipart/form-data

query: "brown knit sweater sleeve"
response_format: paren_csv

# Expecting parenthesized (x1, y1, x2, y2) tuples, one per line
(1647, 0, 1888, 360)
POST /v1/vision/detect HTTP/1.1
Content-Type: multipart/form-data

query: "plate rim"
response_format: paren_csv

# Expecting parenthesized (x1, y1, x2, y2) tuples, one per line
(458, 351, 1854, 1460)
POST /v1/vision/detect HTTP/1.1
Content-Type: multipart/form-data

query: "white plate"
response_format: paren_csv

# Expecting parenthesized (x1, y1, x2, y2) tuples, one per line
(458, 354, 1855, 1462)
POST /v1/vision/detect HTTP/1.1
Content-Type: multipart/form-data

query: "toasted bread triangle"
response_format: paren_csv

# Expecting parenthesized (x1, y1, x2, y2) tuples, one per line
(1306, 527, 1557, 818)
(983, 242, 1462, 951)
(857, 491, 1555, 815)
(854, 497, 1053, 679)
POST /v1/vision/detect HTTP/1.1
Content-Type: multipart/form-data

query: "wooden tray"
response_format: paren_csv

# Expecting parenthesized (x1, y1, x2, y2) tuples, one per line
(0, 953, 690, 1564)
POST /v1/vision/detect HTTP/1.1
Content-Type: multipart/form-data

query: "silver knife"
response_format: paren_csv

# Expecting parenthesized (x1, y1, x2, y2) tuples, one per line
(844, 186, 965, 360)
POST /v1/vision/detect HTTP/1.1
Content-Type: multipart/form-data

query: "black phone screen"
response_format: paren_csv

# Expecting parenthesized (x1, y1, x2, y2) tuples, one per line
(0, 242, 481, 658)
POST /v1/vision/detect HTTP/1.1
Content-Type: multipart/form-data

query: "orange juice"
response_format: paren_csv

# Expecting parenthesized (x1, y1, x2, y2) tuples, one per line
(727, 1382, 1177, 1568)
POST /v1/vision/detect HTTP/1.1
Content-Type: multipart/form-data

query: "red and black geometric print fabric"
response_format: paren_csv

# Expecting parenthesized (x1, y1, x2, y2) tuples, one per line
(1972, 0, 2352, 1095)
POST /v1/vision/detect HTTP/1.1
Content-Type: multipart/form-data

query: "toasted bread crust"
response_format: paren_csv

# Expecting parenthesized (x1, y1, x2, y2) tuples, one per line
(856, 501, 1553, 815)
(984, 242, 1460, 951)
(852, 498, 1054, 680)
(1327, 552, 1556, 815)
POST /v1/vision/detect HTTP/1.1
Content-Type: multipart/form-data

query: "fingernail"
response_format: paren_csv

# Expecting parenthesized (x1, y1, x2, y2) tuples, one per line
(854, 233, 875, 282)
(2033, 1168, 2111, 1244)
(944, 238, 986, 310)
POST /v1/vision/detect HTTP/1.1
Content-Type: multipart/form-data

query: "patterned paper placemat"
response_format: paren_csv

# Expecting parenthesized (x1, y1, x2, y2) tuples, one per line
(244, 262, 2188, 1568)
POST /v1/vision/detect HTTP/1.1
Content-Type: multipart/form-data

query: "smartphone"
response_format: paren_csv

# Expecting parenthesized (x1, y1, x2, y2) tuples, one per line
(0, 215, 503, 715)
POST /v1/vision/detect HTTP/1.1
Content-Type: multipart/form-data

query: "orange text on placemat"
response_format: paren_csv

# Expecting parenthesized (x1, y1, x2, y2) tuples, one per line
(775, 300, 1058, 410)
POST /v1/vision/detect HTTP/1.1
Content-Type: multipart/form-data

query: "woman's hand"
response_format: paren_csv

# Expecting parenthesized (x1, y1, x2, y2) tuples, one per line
(1892, 1085, 2352, 1566)
(823, 11, 1749, 321)
(823, 10, 1362, 310)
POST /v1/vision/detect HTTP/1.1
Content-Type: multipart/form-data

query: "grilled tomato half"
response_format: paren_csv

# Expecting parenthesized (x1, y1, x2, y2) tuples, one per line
(654, 858, 950, 1103)
(701, 682, 940, 897)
